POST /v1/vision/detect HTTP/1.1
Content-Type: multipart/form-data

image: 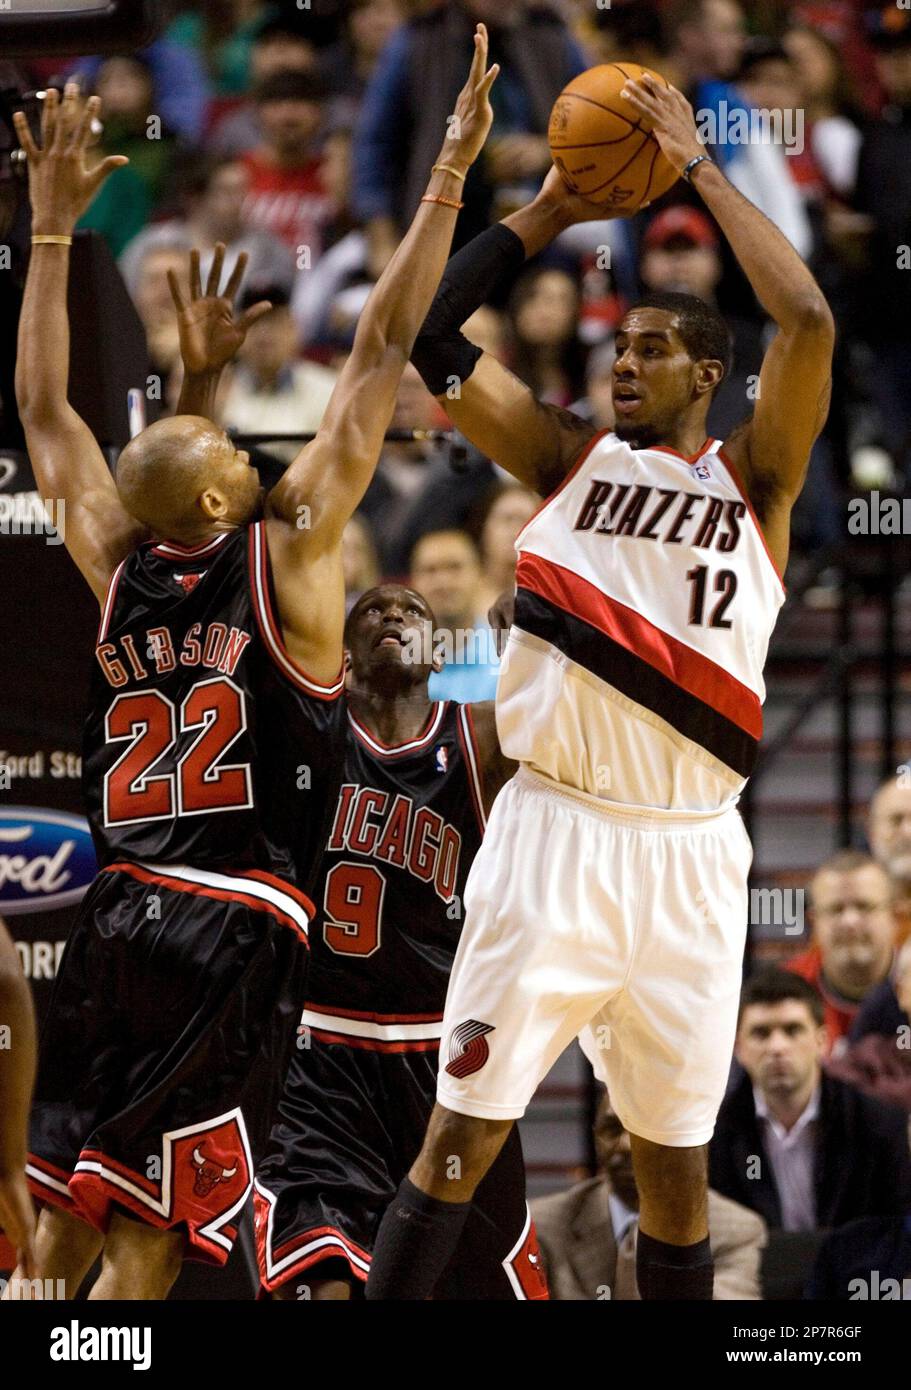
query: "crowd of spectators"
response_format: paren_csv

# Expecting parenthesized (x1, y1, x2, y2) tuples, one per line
(7, 0, 909, 650)
(8, 0, 911, 1301)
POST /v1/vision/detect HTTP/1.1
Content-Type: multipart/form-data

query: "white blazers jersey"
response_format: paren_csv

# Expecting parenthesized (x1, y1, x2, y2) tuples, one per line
(497, 430, 786, 812)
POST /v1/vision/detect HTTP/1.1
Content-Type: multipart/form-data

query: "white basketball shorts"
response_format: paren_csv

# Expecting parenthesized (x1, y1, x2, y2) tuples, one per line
(437, 766, 752, 1147)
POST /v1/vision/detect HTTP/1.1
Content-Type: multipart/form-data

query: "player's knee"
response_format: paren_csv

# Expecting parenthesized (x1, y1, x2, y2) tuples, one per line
(630, 1137, 708, 1228)
(417, 1103, 510, 1194)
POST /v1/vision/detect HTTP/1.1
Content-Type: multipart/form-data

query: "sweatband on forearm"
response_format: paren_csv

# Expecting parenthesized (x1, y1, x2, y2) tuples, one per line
(411, 223, 527, 395)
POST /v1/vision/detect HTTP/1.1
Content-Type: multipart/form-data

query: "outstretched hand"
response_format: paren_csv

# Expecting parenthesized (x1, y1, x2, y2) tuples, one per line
(167, 245, 273, 377)
(13, 82, 128, 235)
(435, 23, 500, 175)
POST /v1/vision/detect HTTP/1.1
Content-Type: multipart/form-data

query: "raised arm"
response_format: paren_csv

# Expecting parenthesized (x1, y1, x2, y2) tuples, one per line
(408, 168, 644, 496)
(261, 26, 500, 684)
(623, 76, 835, 574)
(13, 85, 147, 603)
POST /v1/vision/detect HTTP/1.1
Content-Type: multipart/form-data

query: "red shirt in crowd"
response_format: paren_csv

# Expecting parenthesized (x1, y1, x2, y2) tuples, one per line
(241, 151, 333, 261)
(785, 944, 860, 1052)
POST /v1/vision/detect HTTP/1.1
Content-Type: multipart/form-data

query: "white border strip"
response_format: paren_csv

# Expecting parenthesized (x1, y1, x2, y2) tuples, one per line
(348, 701, 446, 757)
(301, 1008, 443, 1043)
(137, 860, 311, 936)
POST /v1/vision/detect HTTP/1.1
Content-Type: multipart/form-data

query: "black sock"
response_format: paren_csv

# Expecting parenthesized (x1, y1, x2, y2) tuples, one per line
(636, 1230, 714, 1300)
(365, 1177, 472, 1300)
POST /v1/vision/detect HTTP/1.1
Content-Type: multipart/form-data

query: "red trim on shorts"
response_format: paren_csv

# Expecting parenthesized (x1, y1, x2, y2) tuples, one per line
(255, 1205, 372, 1291)
(307, 1028, 441, 1053)
(103, 861, 310, 945)
(305, 1002, 444, 1025)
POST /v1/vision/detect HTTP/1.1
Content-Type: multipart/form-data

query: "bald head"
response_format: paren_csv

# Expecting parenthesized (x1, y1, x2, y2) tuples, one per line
(115, 416, 262, 541)
(869, 775, 911, 888)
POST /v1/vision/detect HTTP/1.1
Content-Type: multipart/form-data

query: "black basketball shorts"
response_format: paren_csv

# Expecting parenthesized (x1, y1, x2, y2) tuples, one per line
(26, 860, 312, 1265)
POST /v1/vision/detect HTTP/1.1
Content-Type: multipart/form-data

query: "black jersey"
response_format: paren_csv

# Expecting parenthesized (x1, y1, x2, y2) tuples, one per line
(83, 522, 345, 898)
(301, 700, 487, 1045)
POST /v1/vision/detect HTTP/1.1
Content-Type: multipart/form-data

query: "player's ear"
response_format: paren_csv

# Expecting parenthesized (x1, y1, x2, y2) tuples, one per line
(198, 488, 228, 521)
(695, 359, 724, 398)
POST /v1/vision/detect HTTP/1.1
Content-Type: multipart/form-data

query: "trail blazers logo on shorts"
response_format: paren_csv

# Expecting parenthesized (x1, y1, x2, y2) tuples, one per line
(445, 1019, 495, 1078)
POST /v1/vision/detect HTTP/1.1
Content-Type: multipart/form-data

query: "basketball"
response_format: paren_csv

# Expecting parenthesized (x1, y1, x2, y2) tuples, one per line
(548, 63, 681, 210)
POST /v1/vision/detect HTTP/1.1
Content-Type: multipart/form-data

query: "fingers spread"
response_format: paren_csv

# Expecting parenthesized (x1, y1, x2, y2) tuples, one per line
(167, 266, 187, 313)
(12, 110, 38, 160)
(223, 249, 249, 303)
(240, 300, 273, 331)
(190, 247, 202, 301)
(205, 241, 226, 297)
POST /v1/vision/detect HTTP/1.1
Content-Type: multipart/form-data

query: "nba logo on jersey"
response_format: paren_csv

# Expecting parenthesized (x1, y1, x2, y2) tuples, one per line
(691, 461, 712, 482)
(435, 745, 448, 773)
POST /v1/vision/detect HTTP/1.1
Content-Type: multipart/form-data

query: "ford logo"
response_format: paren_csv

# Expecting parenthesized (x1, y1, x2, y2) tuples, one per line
(0, 807, 97, 914)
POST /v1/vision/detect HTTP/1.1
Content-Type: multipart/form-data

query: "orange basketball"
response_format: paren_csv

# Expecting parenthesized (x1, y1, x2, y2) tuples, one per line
(548, 63, 680, 211)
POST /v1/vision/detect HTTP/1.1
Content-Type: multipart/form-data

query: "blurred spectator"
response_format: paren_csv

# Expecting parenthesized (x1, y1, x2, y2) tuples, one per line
(471, 481, 537, 617)
(665, 1, 812, 260)
(354, 0, 587, 269)
(220, 285, 338, 465)
(91, 56, 181, 207)
(852, 10, 911, 485)
(119, 155, 295, 302)
(572, 342, 616, 431)
(868, 774, 911, 945)
(583, 0, 677, 79)
(343, 515, 382, 615)
(357, 364, 450, 573)
(639, 204, 764, 438)
(209, 16, 322, 157)
(507, 266, 585, 406)
(65, 36, 212, 145)
(783, 25, 863, 204)
(323, 0, 405, 122)
(786, 850, 897, 1050)
(826, 940, 911, 1113)
(808, 1211, 911, 1300)
(167, 1, 285, 97)
(133, 243, 192, 379)
(411, 530, 500, 703)
(531, 1090, 766, 1300)
(710, 968, 911, 1231)
(241, 71, 335, 260)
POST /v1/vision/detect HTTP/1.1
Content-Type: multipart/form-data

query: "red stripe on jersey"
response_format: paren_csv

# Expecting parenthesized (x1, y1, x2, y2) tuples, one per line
(103, 861, 310, 944)
(516, 551, 763, 739)
(248, 523, 345, 700)
(457, 704, 486, 835)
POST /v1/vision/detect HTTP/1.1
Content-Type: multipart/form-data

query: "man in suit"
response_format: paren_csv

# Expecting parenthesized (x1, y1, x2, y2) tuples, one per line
(531, 1092, 766, 1300)
(710, 967, 911, 1231)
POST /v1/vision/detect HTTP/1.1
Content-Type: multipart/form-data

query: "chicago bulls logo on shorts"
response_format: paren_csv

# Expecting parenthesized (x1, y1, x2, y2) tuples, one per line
(444, 1019, 495, 1078)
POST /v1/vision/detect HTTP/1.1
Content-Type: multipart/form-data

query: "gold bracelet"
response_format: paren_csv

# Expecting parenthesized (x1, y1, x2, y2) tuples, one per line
(421, 193, 464, 210)
(431, 162, 467, 182)
(31, 234, 73, 245)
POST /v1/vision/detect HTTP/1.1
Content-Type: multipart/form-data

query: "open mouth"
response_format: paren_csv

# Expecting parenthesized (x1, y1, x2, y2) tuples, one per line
(374, 629, 405, 649)
(613, 386, 642, 415)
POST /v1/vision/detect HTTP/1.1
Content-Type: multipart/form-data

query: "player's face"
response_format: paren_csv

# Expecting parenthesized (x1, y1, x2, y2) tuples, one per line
(611, 309, 705, 449)
(213, 436, 263, 525)
(736, 1002, 825, 1096)
(810, 867, 896, 979)
(869, 783, 911, 883)
(346, 586, 435, 685)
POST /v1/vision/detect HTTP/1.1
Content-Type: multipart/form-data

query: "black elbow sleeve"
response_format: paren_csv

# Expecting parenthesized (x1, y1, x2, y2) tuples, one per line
(411, 331, 482, 397)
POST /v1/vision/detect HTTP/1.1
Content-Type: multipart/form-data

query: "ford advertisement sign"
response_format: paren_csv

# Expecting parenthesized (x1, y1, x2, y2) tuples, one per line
(0, 807, 97, 914)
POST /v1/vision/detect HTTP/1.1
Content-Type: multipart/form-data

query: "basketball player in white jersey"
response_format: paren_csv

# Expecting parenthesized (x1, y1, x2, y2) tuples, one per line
(365, 75, 834, 1300)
